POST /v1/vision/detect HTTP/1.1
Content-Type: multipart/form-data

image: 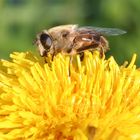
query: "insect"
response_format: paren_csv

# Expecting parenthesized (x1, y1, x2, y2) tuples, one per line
(34, 24, 126, 60)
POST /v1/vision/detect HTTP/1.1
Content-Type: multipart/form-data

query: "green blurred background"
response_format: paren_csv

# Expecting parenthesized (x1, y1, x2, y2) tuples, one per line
(0, 0, 140, 66)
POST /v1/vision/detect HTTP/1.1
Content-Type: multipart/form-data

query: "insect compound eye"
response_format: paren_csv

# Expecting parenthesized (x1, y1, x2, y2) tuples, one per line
(40, 33, 52, 50)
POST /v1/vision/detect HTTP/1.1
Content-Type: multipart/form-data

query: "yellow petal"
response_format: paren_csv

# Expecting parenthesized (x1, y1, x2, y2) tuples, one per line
(0, 51, 140, 139)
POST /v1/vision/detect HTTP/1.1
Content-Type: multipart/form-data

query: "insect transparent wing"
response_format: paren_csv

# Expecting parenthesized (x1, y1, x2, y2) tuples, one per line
(77, 26, 127, 36)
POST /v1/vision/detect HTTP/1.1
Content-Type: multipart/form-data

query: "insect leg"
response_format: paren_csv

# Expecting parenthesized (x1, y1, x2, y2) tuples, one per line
(79, 52, 84, 61)
(99, 45, 104, 58)
(44, 57, 47, 63)
(69, 56, 73, 76)
(51, 52, 55, 61)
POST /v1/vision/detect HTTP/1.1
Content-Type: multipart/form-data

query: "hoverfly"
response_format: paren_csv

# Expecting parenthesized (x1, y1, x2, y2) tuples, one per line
(34, 24, 126, 60)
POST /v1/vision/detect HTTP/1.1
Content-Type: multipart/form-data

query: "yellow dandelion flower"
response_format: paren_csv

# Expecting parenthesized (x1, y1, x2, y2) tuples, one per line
(0, 51, 140, 140)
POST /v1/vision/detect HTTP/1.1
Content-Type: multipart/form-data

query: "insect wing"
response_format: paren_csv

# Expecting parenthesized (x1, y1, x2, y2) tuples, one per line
(77, 26, 126, 36)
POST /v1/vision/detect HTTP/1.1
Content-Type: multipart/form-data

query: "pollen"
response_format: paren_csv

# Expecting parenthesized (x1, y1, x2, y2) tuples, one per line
(0, 51, 140, 140)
